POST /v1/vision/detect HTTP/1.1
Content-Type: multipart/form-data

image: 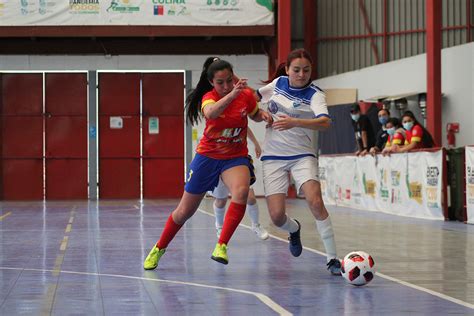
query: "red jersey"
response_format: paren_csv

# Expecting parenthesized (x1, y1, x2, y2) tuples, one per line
(385, 131, 405, 148)
(196, 88, 258, 159)
(404, 124, 423, 146)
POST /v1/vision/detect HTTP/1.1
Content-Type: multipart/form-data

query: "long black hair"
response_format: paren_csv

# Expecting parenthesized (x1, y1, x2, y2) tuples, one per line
(387, 117, 401, 128)
(185, 57, 234, 126)
(401, 110, 435, 147)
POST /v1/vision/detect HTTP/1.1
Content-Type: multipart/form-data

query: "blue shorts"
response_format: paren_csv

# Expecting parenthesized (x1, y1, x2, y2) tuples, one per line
(185, 154, 256, 194)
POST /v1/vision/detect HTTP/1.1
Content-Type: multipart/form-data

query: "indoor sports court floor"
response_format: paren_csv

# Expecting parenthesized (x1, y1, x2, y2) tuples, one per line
(0, 198, 473, 315)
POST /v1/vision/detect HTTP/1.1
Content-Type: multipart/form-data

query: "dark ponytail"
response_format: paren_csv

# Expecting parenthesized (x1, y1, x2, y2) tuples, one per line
(262, 62, 287, 84)
(185, 57, 234, 125)
(263, 48, 314, 84)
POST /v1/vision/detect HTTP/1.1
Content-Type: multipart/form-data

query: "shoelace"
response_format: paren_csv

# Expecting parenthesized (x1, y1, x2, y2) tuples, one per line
(326, 259, 340, 269)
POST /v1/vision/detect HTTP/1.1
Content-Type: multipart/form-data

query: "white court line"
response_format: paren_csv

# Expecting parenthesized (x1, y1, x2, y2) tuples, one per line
(198, 208, 474, 310)
(0, 266, 292, 316)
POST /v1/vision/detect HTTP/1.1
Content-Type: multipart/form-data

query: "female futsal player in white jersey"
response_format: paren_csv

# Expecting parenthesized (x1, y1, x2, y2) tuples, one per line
(256, 48, 341, 275)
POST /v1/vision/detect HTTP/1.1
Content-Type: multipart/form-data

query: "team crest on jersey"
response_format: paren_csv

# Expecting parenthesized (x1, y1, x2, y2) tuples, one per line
(240, 109, 248, 117)
(268, 100, 278, 114)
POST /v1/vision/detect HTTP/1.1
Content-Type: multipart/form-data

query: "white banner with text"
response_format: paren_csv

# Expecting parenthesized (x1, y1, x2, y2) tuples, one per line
(466, 146, 474, 224)
(0, 0, 274, 26)
(320, 150, 444, 220)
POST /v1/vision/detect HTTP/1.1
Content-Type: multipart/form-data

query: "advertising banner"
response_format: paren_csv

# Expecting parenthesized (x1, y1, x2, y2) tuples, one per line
(318, 156, 336, 205)
(320, 149, 444, 220)
(374, 155, 392, 212)
(355, 155, 378, 211)
(466, 146, 474, 224)
(0, 0, 274, 26)
(375, 153, 413, 217)
(407, 151, 444, 219)
(334, 156, 356, 207)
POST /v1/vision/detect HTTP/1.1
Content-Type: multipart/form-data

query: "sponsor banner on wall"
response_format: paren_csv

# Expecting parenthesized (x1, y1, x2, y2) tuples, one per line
(375, 153, 413, 217)
(0, 0, 273, 26)
(334, 156, 357, 207)
(355, 155, 378, 211)
(320, 149, 444, 220)
(467, 146, 474, 224)
(408, 151, 443, 219)
(374, 155, 392, 211)
(318, 156, 336, 205)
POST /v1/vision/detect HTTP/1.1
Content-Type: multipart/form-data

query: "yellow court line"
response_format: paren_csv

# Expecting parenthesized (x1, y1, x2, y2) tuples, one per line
(0, 212, 12, 221)
(60, 236, 69, 251)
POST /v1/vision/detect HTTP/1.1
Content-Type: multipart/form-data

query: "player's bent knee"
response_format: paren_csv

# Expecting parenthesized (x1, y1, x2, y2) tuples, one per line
(230, 186, 249, 203)
(269, 212, 286, 227)
(308, 198, 324, 212)
(214, 198, 227, 208)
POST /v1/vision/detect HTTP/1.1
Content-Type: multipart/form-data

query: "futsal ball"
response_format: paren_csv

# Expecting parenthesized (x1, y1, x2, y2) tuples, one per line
(341, 251, 376, 286)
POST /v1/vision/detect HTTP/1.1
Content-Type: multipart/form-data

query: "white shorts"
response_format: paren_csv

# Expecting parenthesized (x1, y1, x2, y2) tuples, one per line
(211, 177, 230, 199)
(262, 156, 320, 197)
(210, 177, 255, 199)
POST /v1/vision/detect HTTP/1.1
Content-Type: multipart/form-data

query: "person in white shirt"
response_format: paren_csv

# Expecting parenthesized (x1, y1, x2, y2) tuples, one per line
(256, 48, 341, 275)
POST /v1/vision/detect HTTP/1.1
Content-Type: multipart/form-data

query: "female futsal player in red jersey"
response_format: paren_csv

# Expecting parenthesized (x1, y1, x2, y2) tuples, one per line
(144, 57, 271, 269)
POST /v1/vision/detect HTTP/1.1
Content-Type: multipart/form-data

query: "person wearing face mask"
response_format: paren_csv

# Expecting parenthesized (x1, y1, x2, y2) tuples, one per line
(381, 117, 406, 155)
(393, 110, 434, 153)
(350, 104, 375, 156)
(369, 108, 391, 156)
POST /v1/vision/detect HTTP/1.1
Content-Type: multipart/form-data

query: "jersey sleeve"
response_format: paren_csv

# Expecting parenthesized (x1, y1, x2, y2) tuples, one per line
(310, 90, 329, 117)
(244, 89, 259, 116)
(392, 132, 405, 145)
(256, 78, 278, 103)
(410, 125, 423, 143)
(385, 136, 392, 148)
(201, 91, 217, 111)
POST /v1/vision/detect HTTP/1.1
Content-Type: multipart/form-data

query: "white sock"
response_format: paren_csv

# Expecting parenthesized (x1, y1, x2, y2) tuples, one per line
(279, 216, 299, 233)
(316, 216, 337, 262)
(247, 203, 259, 227)
(213, 203, 225, 229)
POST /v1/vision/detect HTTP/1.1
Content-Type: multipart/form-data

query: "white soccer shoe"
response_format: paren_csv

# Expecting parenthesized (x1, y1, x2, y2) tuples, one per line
(252, 224, 269, 240)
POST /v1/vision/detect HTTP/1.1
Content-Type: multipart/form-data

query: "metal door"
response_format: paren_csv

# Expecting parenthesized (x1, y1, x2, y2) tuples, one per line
(142, 73, 184, 198)
(45, 73, 88, 199)
(98, 73, 140, 199)
(1, 73, 43, 200)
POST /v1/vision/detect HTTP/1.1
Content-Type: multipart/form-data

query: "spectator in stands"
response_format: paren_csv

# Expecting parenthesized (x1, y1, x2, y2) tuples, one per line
(381, 117, 406, 155)
(393, 110, 435, 152)
(369, 108, 390, 156)
(350, 104, 375, 156)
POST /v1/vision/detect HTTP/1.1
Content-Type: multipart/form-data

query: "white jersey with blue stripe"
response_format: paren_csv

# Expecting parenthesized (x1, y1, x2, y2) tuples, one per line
(257, 76, 329, 160)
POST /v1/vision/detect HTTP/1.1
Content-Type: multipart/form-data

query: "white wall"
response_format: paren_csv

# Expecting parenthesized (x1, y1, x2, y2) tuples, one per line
(6, 44, 471, 197)
(0, 54, 268, 89)
(0, 54, 270, 195)
(315, 42, 474, 147)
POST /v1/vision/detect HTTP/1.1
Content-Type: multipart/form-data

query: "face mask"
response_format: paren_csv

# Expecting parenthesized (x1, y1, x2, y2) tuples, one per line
(387, 127, 396, 136)
(403, 121, 414, 131)
(351, 114, 360, 122)
(378, 116, 389, 125)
